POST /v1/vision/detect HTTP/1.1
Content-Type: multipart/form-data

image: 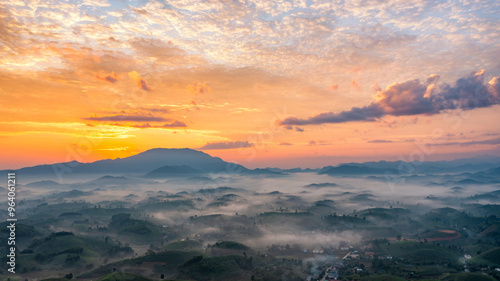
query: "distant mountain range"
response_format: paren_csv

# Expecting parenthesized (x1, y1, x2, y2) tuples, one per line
(318, 165, 400, 176)
(2, 148, 500, 182)
(269, 155, 500, 175)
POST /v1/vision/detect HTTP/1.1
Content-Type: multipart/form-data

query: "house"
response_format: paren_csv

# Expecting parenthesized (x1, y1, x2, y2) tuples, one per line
(365, 251, 375, 258)
(313, 247, 325, 254)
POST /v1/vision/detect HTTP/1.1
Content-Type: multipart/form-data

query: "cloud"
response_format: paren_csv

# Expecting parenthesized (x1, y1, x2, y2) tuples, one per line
(187, 81, 211, 95)
(84, 115, 167, 122)
(95, 71, 118, 83)
(279, 142, 293, 146)
(161, 121, 187, 128)
(128, 71, 152, 91)
(137, 106, 170, 114)
(308, 140, 330, 146)
(438, 137, 500, 146)
(368, 139, 393, 143)
(350, 77, 362, 90)
(0, 8, 21, 51)
(130, 37, 186, 60)
(280, 70, 500, 126)
(329, 84, 339, 91)
(131, 121, 187, 128)
(199, 141, 254, 150)
(284, 125, 304, 132)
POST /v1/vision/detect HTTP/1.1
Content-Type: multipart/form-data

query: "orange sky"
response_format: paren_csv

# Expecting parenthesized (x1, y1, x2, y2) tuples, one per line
(1, 0, 499, 169)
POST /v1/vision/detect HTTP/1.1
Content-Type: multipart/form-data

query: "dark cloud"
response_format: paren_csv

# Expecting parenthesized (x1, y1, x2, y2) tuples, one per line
(128, 71, 152, 91)
(131, 121, 186, 128)
(95, 71, 118, 83)
(368, 139, 393, 143)
(161, 121, 187, 128)
(438, 137, 500, 146)
(283, 125, 305, 132)
(137, 106, 170, 114)
(281, 104, 384, 125)
(308, 140, 330, 146)
(199, 141, 254, 150)
(84, 115, 167, 122)
(280, 70, 500, 126)
(279, 142, 293, 146)
(137, 79, 152, 91)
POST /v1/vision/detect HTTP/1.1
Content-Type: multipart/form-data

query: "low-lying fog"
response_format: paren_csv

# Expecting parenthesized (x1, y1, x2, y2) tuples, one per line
(8, 170, 500, 255)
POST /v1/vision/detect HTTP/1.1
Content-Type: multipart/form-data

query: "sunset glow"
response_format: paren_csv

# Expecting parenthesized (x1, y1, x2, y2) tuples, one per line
(1, 0, 499, 169)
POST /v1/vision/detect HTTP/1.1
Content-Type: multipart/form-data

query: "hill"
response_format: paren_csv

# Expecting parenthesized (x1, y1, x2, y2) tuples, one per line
(144, 165, 202, 178)
(471, 247, 500, 266)
(177, 255, 253, 281)
(97, 272, 154, 281)
(2, 148, 248, 180)
(319, 165, 399, 176)
(441, 272, 497, 281)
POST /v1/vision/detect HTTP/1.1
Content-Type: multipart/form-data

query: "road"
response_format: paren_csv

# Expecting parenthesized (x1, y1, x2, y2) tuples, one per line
(320, 266, 333, 281)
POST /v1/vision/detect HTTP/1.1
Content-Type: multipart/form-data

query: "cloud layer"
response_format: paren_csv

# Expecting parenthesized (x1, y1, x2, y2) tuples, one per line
(280, 70, 500, 126)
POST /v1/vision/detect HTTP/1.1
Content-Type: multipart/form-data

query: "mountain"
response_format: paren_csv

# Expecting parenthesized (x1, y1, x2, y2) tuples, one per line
(318, 165, 399, 175)
(4, 149, 499, 181)
(25, 180, 63, 188)
(144, 165, 202, 178)
(304, 182, 339, 188)
(2, 148, 249, 181)
(85, 175, 151, 185)
(242, 168, 285, 176)
(337, 156, 500, 174)
(266, 167, 320, 173)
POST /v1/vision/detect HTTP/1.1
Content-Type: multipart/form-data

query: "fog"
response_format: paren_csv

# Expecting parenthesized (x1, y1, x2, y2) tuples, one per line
(8, 170, 499, 256)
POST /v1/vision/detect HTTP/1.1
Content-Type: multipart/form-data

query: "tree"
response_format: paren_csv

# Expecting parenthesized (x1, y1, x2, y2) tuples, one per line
(64, 273, 73, 279)
(160, 273, 165, 279)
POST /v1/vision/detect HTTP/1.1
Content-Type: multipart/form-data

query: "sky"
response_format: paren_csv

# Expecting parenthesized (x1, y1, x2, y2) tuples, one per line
(0, 0, 499, 169)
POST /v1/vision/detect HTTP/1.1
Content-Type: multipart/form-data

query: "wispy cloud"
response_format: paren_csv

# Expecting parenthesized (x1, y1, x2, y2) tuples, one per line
(199, 141, 254, 150)
(84, 115, 166, 122)
(186, 81, 211, 95)
(438, 137, 500, 146)
(368, 139, 393, 143)
(131, 121, 186, 128)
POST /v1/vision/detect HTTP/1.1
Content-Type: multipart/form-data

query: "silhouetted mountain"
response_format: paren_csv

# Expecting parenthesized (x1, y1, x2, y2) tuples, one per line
(482, 166, 500, 176)
(267, 167, 319, 173)
(4, 149, 499, 181)
(338, 156, 500, 174)
(304, 183, 339, 188)
(242, 168, 285, 176)
(144, 165, 202, 178)
(319, 165, 399, 175)
(25, 180, 62, 187)
(2, 148, 249, 180)
(86, 175, 149, 185)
